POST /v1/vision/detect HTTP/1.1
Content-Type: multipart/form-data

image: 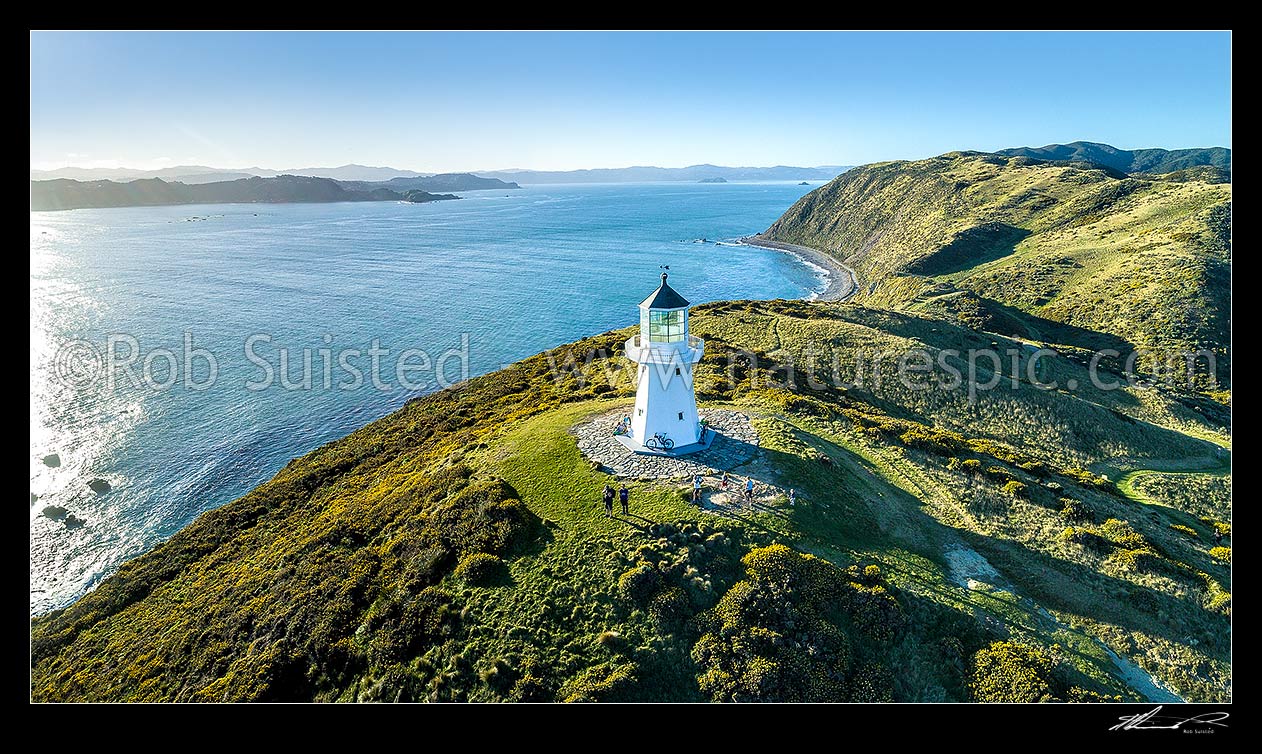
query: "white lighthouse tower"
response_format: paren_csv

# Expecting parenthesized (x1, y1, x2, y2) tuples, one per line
(624, 272, 705, 453)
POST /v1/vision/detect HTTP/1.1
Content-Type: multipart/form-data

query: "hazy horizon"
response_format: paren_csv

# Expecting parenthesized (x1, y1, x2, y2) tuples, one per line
(30, 159, 855, 174)
(31, 31, 1230, 173)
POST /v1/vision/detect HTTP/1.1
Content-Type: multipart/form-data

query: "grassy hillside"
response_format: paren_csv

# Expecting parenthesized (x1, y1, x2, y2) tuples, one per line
(764, 152, 1231, 388)
(31, 301, 1231, 702)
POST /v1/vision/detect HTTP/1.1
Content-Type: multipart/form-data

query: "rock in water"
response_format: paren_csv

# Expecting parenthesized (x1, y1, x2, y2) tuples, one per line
(31, 492, 38, 505)
(88, 478, 112, 494)
(42, 453, 61, 468)
(42, 505, 69, 521)
(64, 514, 86, 529)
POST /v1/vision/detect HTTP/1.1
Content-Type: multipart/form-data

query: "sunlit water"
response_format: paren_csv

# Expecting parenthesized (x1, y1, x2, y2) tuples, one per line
(29, 181, 821, 614)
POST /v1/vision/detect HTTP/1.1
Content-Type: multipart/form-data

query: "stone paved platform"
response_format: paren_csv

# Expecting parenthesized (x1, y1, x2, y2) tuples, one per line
(573, 408, 761, 479)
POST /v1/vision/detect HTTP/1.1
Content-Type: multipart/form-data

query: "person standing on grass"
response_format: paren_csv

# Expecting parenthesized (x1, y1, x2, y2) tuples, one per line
(1214, 529, 1223, 545)
(620, 484, 629, 515)
(603, 485, 615, 517)
(788, 488, 796, 507)
(693, 473, 703, 504)
(720, 471, 729, 491)
(745, 477, 755, 501)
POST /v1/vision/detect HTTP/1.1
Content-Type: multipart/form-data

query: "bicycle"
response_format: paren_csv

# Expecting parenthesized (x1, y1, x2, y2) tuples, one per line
(644, 433, 675, 451)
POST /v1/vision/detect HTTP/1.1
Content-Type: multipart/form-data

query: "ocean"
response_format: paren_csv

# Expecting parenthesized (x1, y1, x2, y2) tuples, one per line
(29, 181, 821, 614)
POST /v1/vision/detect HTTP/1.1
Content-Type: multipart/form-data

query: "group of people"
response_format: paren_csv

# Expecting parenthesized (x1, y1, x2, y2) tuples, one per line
(696, 472, 795, 507)
(602, 474, 797, 516)
(602, 484, 630, 517)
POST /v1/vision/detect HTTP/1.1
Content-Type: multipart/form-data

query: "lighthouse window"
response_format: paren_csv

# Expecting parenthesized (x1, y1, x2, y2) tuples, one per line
(675, 367, 681, 375)
(677, 412, 684, 420)
(649, 309, 685, 343)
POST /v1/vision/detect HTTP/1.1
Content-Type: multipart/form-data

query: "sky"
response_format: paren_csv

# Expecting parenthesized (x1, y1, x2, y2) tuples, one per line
(29, 31, 1231, 172)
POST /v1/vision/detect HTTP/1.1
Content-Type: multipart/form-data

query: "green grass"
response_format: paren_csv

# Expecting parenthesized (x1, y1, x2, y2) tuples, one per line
(1119, 468, 1232, 524)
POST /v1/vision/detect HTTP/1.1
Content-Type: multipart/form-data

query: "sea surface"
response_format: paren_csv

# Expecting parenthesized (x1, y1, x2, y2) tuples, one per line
(29, 181, 821, 614)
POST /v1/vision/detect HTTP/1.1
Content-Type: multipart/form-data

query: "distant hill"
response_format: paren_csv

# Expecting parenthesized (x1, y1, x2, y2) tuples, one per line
(156, 171, 260, 185)
(273, 164, 430, 181)
(698, 177, 728, 183)
(338, 174, 520, 193)
(478, 164, 852, 183)
(764, 150, 1231, 387)
(30, 164, 432, 183)
(996, 141, 1231, 176)
(29, 175, 460, 211)
(30, 165, 241, 182)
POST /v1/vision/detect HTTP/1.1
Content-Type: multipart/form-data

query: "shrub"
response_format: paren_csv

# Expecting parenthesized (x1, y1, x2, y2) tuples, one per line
(1206, 520, 1231, 537)
(1199, 573, 1231, 615)
(984, 466, 1014, 481)
(617, 563, 660, 604)
(742, 543, 806, 584)
(961, 459, 982, 473)
(1101, 518, 1142, 546)
(849, 662, 895, 702)
(1169, 524, 1199, 538)
(365, 587, 455, 665)
(1067, 687, 1124, 702)
(430, 481, 535, 556)
(1063, 467, 1111, 489)
(1112, 532, 1148, 550)
(946, 457, 962, 471)
(849, 584, 905, 643)
(1113, 548, 1164, 573)
(452, 552, 504, 585)
(899, 427, 960, 455)
(1002, 480, 1028, 498)
(1059, 526, 1110, 551)
(692, 546, 855, 702)
(649, 587, 690, 633)
(1017, 461, 1047, 476)
(510, 672, 551, 702)
(1209, 546, 1231, 563)
(1058, 498, 1092, 523)
(561, 663, 639, 702)
(969, 641, 1055, 703)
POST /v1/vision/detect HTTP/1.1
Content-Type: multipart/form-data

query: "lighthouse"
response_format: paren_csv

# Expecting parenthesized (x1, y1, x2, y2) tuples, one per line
(624, 272, 705, 453)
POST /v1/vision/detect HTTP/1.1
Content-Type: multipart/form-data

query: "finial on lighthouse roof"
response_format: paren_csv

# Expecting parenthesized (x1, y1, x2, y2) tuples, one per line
(640, 270, 690, 309)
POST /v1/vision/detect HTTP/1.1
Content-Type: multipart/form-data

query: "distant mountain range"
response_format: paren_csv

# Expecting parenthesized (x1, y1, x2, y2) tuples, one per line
(32, 143, 1227, 212)
(335, 174, 519, 193)
(30, 164, 431, 183)
(31, 163, 851, 185)
(477, 164, 851, 183)
(29, 175, 462, 211)
(996, 141, 1231, 176)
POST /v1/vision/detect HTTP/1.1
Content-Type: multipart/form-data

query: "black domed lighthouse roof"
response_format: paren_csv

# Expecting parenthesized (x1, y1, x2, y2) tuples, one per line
(639, 272, 690, 309)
